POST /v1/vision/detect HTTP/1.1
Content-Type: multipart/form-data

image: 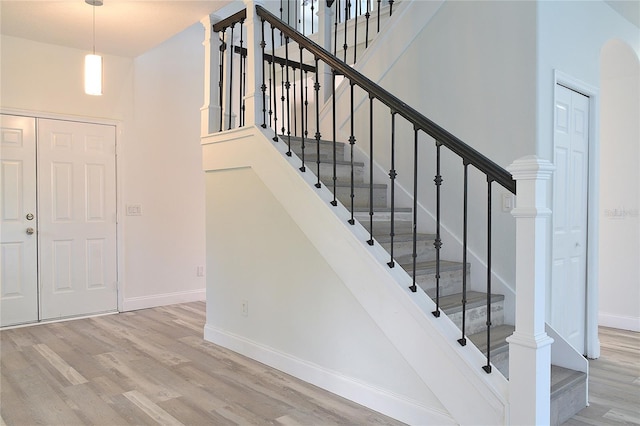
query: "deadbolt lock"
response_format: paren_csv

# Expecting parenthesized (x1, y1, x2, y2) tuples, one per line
(26, 213, 34, 221)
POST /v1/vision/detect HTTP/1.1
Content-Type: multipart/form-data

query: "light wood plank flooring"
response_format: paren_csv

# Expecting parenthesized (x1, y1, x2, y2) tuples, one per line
(0, 302, 405, 426)
(564, 327, 640, 425)
(2, 303, 638, 425)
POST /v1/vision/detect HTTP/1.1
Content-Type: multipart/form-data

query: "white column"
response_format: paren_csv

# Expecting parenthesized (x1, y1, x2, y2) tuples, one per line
(242, 0, 265, 128)
(506, 155, 555, 425)
(201, 14, 223, 136)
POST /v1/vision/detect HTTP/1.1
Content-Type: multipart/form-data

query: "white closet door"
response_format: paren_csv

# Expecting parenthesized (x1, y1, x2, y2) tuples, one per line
(38, 119, 117, 320)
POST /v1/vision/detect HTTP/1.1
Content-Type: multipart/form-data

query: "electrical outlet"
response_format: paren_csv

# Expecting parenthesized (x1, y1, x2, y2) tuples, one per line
(126, 204, 142, 216)
(197, 266, 204, 277)
(241, 300, 248, 317)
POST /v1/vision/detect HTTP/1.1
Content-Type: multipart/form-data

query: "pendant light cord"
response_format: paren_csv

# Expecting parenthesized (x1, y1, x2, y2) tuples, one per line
(92, 4, 96, 55)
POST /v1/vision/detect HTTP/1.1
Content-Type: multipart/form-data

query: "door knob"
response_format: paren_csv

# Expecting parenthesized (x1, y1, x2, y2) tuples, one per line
(26, 227, 35, 235)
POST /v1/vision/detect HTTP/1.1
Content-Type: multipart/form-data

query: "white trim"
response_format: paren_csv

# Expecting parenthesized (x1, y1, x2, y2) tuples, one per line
(598, 312, 640, 332)
(552, 70, 601, 359)
(122, 289, 206, 312)
(204, 324, 456, 426)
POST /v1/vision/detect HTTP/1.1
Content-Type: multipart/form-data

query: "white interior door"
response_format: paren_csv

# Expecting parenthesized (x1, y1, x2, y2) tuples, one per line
(0, 115, 39, 327)
(38, 119, 117, 320)
(552, 84, 590, 354)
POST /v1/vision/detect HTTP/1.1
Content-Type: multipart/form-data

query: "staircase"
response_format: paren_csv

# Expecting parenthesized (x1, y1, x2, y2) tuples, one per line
(285, 134, 587, 425)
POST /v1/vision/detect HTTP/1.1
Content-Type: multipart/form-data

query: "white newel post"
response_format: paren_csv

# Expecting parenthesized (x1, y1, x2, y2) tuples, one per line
(243, 0, 265, 128)
(507, 156, 555, 425)
(318, 1, 334, 103)
(201, 14, 223, 136)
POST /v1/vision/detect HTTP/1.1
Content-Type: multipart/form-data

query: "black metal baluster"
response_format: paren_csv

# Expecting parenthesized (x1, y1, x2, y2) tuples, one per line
(483, 178, 493, 374)
(284, 38, 292, 153)
(299, 47, 306, 172)
(331, 70, 338, 207)
(271, 28, 278, 140)
(239, 19, 246, 127)
(387, 111, 396, 268)
(376, 0, 381, 32)
(458, 162, 469, 346)
(334, 0, 340, 56)
(280, 62, 287, 138)
(311, 1, 315, 34)
(268, 57, 274, 131)
(432, 141, 443, 317)
(219, 28, 226, 132)
(367, 95, 375, 246)
(365, 0, 370, 48)
(409, 128, 418, 292)
(348, 81, 356, 225)
(353, 2, 358, 63)
(302, 0, 306, 34)
(228, 23, 235, 130)
(260, 19, 267, 128)
(314, 58, 322, 188)
(389, 0, 394, 16)
(343, 0, 349, 62)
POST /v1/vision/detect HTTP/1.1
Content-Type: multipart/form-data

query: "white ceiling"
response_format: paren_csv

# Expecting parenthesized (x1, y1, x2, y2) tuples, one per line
(0, 1, 637, 59)
(0, 1, 234, 58)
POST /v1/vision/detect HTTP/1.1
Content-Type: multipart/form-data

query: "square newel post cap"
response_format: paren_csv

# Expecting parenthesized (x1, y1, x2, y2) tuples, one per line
(507, 155, 555, 181)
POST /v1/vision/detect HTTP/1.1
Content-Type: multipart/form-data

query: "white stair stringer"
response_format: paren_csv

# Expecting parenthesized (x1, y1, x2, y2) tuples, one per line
(203, 126, 508, 425)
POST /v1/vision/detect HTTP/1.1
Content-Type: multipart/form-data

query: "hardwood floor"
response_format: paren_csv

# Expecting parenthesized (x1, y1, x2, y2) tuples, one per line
(0, 302, 405, 426)
(2, 303, 638, 425)
(564, 327, 640, 425)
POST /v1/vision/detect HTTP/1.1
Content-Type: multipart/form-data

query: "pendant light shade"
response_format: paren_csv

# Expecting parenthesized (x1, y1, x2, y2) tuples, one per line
(85, 0, 103, 95)
(84, 54, 102, 95)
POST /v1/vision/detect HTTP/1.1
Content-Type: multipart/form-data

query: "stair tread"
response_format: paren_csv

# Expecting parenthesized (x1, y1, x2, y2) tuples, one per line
(399, 259, 467, 274)
(352, 207, 412, 213)
(334, 182, 387, 189)
(467, 324, 514, 354)
(375, 232, 437, 244)
(287, 135, 346, 147)
(306, 158, 365, 167)
(438, 290, 504, 314)
(550, 365, 587, 397)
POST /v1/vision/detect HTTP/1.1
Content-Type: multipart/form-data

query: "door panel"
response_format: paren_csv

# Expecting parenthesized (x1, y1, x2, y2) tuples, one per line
(38, 119, 117, 320)
(0, 114, 38, 327)
(552, 85, 589, 354)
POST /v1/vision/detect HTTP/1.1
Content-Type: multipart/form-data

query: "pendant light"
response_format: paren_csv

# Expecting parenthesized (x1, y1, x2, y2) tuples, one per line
(84, 0, 103, 95)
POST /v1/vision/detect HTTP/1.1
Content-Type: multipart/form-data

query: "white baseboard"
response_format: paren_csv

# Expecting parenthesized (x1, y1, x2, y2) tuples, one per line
(204, 324, 455, 426)
(122, 289, 205, 312)
(599, 312, 640, 332)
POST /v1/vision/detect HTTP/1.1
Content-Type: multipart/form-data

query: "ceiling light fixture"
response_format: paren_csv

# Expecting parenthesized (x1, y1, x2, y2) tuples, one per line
(85, 0, 103, 95)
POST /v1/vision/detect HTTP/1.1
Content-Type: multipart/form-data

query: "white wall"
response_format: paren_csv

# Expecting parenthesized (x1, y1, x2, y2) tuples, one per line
(0, 24, 207, 311)
(202, 126, 509, 425)
(124, 23, 206, 309)
(536, 1, 640, 332)
(598, 39, 640, 331)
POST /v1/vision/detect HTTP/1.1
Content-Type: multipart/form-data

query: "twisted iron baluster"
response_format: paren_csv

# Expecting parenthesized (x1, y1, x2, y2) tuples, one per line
(367, 95, 375, 246)
(432, 141, 443, 317)
(314, 58, 322, 188)
(387, 111, 396, 268)
(348, 81, 356, 225)
(330, 70, 338, 207)
(299, 47, 306, 172)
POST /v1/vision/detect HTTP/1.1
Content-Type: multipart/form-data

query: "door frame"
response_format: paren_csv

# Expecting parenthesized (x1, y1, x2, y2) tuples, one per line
(0, 108, 123, 316)
(552, 70, 600, 359)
